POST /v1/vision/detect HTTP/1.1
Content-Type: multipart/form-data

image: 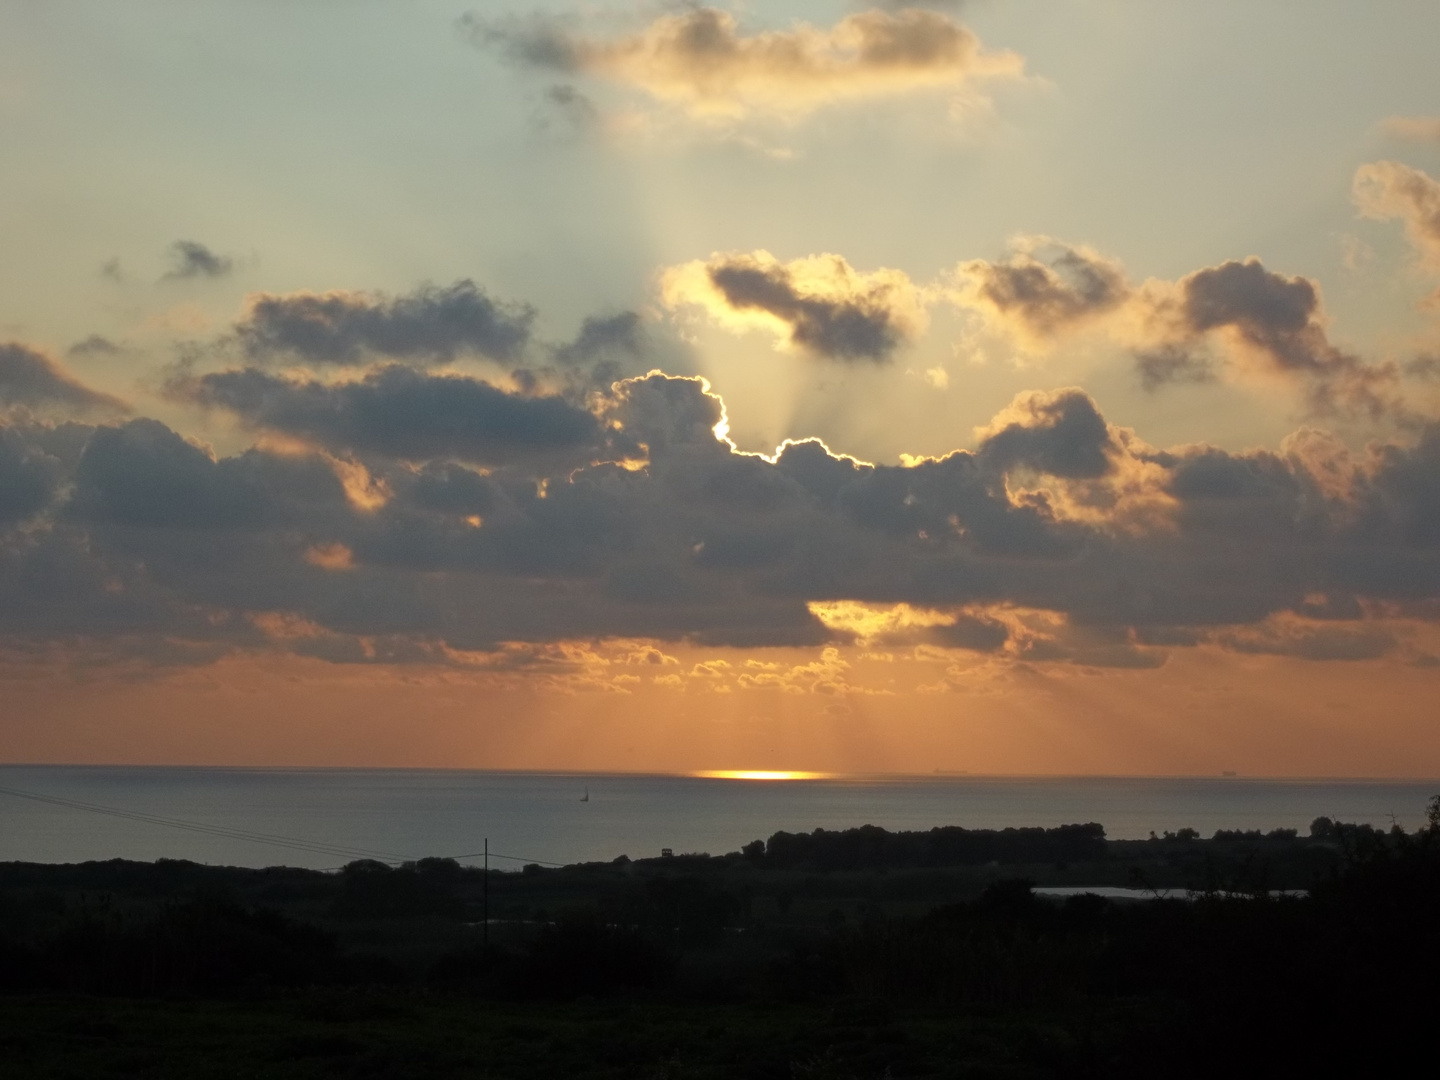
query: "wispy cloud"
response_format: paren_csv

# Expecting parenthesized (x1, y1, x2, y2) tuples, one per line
(162, 240, 234, 281)
(464, 6, 1024, 126)
(1379, 115, 1440, 143)
(1355, 160, 1440, 269)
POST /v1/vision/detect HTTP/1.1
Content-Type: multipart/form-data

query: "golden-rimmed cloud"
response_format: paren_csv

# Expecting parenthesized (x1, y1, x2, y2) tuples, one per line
(660, 237, 1409, 416)
(465, 6, 1025, 124)
(945, 240, 1405, 418)
(660, 250, 929, 361)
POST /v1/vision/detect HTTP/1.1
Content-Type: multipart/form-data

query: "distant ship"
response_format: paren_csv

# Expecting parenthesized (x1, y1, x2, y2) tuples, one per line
(580, 786, 589, 802)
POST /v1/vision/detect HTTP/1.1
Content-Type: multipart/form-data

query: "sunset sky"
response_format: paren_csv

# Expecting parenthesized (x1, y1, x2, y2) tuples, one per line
(4, 1, 1440, 776)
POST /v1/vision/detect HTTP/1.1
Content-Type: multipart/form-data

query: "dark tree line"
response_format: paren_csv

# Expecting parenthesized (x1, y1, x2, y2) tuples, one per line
(752, 822, 1108, 870)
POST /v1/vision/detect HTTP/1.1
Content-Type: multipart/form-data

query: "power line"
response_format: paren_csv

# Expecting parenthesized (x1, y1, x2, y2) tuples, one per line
(0, 783, 572, 870)
(0, 784, 412, 863)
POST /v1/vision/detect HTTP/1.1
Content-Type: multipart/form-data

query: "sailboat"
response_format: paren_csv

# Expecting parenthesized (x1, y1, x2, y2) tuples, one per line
(580, 786, 589, 802)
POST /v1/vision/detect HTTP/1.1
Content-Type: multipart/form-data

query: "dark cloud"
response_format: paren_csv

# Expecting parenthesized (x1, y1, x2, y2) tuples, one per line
(1153, 259, 1398, 417)
(948, 242, 1401, 418)
(0, 342, 129, 415)
(534, 311, 701, 396)
(930, 613, 1008, 651)
(0, 426, 63, 526)
(605, 371, 729, 457)
(70, 418, 346, 532)
(535, 310, 662, 393)
(236, 281, 535, 366)
(977, 388, 1117, 480)
(1133, 626, 1204, 647)
(829, 447, 1083, 560)
(538, 83, 600, 132)
(552, 311, 646, 368)
(1215, 621, 1398, 662)
(163, 240, 233, 280)
(403, 461, 505, 518)
(6, 374, 1440, 670)
(664, 252, 925, 362)
(68, 335, 123, 358)
(175, 365, 602, 466)
(459, 12, 581, 70)
(1405, 354, 1440, 381)
(708, 261, 900, 361)
(952, 241, 1130, 341)
(1136, 345, 1216, 391)
(1181, 260, 1324, 370)
(1016, 630, 1167, 670)
(1355, 423, 1440, 547)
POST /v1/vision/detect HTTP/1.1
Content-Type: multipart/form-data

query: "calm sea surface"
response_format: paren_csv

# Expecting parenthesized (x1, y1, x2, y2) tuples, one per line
(1, 766, 1436, 870)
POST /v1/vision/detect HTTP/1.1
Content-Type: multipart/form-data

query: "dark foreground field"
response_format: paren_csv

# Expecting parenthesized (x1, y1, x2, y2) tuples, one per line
(3, 810, 1437, 1078)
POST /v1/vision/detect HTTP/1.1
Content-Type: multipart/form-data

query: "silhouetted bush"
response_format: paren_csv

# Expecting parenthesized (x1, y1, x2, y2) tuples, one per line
(331, 859, 465, 919)
(638, 875, 739, 943)
(0, 896, 341, 995)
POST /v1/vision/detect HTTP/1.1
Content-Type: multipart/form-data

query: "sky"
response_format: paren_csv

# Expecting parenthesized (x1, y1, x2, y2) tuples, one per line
(3, 1, 1440, 776)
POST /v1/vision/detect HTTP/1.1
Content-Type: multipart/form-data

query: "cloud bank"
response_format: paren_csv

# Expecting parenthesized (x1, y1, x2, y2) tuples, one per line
(6, 363, 1440, 680)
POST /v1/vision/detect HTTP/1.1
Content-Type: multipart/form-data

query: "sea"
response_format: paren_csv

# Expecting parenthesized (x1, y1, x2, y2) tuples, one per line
(0, 766, 1435, 871)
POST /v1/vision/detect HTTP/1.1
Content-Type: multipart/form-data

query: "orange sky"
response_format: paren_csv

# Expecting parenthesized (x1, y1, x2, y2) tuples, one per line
(5, 643, 1438, 777)
(3, 4, 1440, 777)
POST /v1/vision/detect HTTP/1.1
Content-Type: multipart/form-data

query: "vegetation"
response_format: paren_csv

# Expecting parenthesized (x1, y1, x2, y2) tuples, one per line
(1, 808, 1437, 1077)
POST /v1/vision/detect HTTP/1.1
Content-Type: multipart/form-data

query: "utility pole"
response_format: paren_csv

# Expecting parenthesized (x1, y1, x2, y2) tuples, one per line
(483, 837, 489, 950)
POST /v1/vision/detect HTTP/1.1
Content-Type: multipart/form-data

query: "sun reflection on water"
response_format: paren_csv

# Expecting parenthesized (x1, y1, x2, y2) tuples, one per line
(692, 770, 832, 781)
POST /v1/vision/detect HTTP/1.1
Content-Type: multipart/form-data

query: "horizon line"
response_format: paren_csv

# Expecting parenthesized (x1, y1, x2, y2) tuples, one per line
(2, 762, 1438, 784)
